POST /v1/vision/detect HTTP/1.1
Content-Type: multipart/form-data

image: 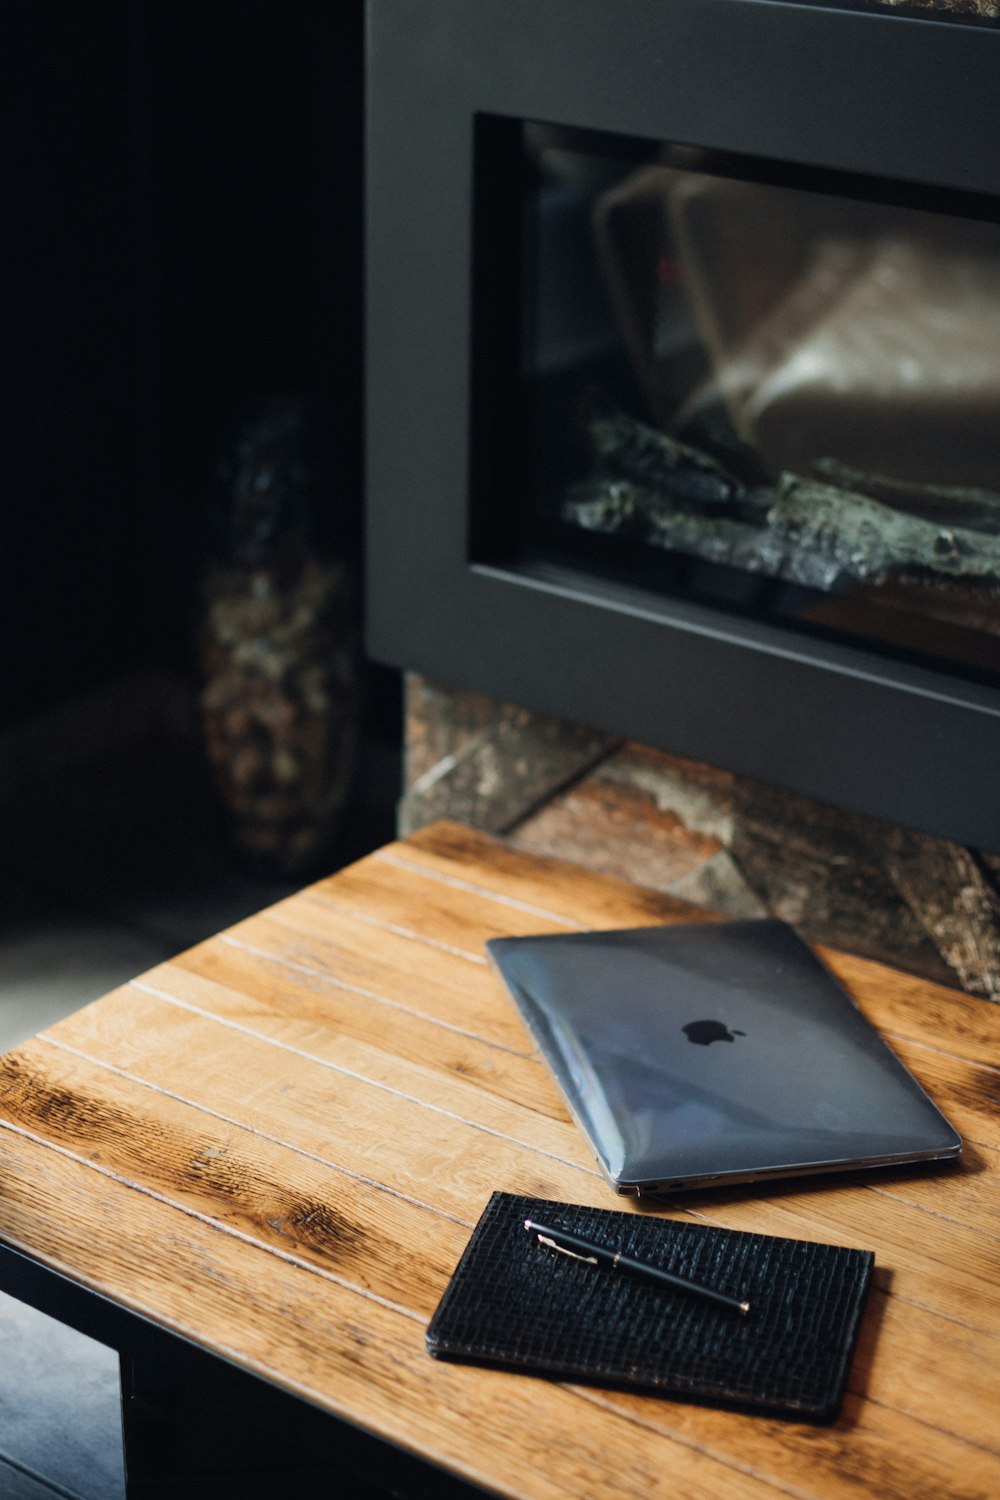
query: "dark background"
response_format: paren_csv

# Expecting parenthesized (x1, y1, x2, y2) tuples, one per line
(3, 0, 379, 732)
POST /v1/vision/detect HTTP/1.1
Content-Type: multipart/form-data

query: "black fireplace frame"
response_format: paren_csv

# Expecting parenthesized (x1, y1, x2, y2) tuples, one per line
(366, 0, 1000, 851)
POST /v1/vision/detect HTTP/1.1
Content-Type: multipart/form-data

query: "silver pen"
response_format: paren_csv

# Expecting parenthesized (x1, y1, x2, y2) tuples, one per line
(524, 1218, 750, 1317)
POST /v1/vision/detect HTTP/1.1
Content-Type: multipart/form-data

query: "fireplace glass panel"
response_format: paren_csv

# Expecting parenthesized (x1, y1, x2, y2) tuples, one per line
(491, 122, 1000, 685)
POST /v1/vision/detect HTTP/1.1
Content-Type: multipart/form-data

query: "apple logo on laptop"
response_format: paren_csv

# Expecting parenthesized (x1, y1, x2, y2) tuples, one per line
(682, 1019, 746, 1046)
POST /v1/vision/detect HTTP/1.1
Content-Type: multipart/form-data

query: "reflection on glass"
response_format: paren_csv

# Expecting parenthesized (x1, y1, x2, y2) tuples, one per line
(517, 124, 1000, 683)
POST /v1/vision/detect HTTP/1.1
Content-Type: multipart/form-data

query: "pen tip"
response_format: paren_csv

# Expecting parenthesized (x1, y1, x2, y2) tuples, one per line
(739, 1300, 751, 1316)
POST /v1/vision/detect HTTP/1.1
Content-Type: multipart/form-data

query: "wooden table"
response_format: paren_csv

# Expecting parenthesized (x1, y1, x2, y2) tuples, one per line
(1, 821, 998, 1498)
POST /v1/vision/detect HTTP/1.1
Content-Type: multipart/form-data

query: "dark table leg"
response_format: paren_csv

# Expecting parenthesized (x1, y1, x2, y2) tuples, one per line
(119, 1344, 486, 1499)
(2, 1240, 484, 1499)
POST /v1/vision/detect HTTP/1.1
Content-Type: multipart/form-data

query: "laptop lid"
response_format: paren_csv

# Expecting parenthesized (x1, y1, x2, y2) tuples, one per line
(488, 918, 961, 1194)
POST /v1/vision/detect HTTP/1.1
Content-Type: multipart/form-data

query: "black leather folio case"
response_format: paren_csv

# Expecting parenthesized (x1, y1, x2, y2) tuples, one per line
(426, 1192, 874, 1422)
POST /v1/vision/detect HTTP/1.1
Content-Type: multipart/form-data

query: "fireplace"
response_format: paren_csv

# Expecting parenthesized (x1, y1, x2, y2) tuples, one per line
(366, 0, 1000, 853)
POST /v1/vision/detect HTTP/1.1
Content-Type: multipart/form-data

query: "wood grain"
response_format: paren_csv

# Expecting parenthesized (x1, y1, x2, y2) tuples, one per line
(1, 819, 998, 1499)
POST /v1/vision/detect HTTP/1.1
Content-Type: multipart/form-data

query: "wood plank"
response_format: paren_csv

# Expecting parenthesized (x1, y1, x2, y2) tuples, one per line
(139, 944, 1000, 1267)
(854, 1287, 1000, 1453)
(42, 980, 1000, 1333)
(175, 885, 999, 1246)
(390, 823, 1000, 1063)
(2, 1039, 996, 1462)
(149, 948, 556, 1119)
(830, 1145, 1000, 1240)
(351, 828, 1000, 1215)
(130, 975, 580, 1164)
(2, 1124, 997, 1500)
(575, 1382, 1000, 1500)
(2, 822, 998, 1499)
(0, 1038, 469, 1309)
(0, 1130, 788, 1500)
(42, 986, 612, 1219)
(380, 820, 719, 930)
(297, 844, 1000, 1121)
(306, 860, 584, 957)
(155, 916, 1000, 1243)
(160, 932, 1000, 1243)
(675, 1178, 1000, 1331)
(887, 1038, 1000, 1152)
(220, 896, 539, 1055)
(820, 947, 1000, 1066)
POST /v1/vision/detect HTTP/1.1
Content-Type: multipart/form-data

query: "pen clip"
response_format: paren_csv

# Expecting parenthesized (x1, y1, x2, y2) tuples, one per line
(536, 1232, 598, 1265)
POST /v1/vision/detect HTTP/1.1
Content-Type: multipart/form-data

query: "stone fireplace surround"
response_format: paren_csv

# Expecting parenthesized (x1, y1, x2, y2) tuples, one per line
(402, 674, 1000, 1002)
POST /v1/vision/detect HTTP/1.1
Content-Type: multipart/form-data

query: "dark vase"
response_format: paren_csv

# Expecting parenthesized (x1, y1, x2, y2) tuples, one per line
(198, 397, 357, 876)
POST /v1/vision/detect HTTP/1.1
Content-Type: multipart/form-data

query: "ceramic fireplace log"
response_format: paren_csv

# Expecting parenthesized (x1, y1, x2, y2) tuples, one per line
(565, 473, 1000, 592)
(567, 411, 1000, 593)
(810, 457, 1000, 535)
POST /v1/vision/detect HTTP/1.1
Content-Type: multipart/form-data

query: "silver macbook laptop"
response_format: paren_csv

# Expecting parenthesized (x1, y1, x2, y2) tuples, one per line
(488, 918, 961, 1194)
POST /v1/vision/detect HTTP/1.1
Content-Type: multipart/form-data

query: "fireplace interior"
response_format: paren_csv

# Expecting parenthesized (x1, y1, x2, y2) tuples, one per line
(492, 121, 1000, 686)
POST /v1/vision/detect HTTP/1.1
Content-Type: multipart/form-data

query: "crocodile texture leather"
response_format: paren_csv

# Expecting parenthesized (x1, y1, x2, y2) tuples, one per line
(426, 1192, 874, 1422)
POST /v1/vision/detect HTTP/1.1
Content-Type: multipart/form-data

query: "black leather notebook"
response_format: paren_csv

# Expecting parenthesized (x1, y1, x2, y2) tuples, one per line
(426, 1193, 874, 1422)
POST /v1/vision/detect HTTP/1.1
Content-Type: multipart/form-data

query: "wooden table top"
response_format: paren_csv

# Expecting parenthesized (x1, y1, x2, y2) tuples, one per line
(1, 820, 998, 1499)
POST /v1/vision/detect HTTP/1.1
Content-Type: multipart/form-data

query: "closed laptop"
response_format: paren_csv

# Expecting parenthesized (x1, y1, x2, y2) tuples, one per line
(488, 918, 962, 1194)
